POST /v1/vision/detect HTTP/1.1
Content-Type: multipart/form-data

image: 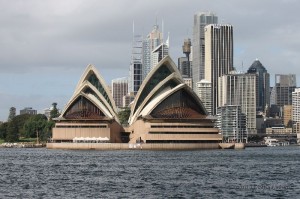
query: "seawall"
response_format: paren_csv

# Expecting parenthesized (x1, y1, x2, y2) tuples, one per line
(47, 143, 220, 150)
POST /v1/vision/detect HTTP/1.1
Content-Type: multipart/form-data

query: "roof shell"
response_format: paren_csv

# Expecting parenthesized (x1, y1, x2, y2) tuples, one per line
(129, 56, 207, 125)
(58, 64, 119, 123)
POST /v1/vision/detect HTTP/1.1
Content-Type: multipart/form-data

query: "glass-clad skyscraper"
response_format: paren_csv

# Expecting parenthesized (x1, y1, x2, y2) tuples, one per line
(247, 59, 270, 113)
(192, 12, 218, 90)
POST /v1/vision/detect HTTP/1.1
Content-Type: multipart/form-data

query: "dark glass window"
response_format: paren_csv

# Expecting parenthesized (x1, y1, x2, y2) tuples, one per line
(64, 96, 105, 119)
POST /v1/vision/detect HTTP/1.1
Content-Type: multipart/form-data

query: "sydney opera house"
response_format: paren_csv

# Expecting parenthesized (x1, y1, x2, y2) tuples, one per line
(47, 56, 222, 150)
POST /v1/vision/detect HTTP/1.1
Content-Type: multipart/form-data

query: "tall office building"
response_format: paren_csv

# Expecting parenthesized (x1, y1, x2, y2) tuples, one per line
(247, 59, 270, 113)
(219, 73, 257, 134)
(142, 24, 164, 79)
(283, 105, 293, 127)
(151, 42, 169, 68)
(292, 88, 300, 134)
(129, 34, 143, 95)
(205, 24, 234, 115)
(275, 74, 296, 107)
(216, 105, 247, 143)
(192, 12, 218, 90)
(270, 87, 276, 105)
(112, 77, 128, 109)
(196, 80, 212, 115)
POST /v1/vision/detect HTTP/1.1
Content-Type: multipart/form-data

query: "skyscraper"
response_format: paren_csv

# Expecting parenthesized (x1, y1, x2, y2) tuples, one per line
(292, 88, 300, 136)
(112, 77, 128, 109)
(192, 12, 218, 90)
(204, 24, 234, 115)
(129, 34, 143, 95)
(218, 73, 257, 134)
(151, 42, 169, 68)
(196, 80, 212, 115)
(142, 24, 164, 79)
(216, 105, 247, 143)
(247, 59, 270, 113)
(275, 74, 296, 107)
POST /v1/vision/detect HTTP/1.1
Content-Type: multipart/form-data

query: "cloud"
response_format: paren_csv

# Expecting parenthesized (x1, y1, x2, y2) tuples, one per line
(0, 0, 300, 120)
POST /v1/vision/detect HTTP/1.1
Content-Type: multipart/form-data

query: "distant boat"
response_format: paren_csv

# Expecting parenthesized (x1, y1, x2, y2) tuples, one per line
(264, 137, 279, 147)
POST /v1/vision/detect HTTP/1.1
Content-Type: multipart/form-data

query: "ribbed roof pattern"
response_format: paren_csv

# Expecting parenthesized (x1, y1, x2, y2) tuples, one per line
(129, 56, 208, 125)
(59, 64, 119, 122)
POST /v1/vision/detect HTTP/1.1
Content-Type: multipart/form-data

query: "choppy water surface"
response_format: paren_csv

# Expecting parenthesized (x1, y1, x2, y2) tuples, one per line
(0, 146, 299, 198)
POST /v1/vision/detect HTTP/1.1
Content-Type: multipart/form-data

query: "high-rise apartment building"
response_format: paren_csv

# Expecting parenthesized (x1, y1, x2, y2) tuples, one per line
(283, 105, 293, 127)
(247, 59, 270, 113)
(196, 80, 212, 115)
(112, 77, 128, 109)
(292, 88, 300, 134)
(270, 87, 276, 105)
(218, 73, 257, 134)
(275, 74, 296, 107)
(204, 24, 234, 115)
(20, 107, 37, 115)
(129, 34, 143, 95)
(192, 12, 218, 90)
(216, 105, 247, 143)
(142, 24, 164, 79)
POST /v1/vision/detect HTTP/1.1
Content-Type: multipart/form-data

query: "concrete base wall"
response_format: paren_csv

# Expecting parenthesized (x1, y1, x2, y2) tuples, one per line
(47, 143, 220, 150)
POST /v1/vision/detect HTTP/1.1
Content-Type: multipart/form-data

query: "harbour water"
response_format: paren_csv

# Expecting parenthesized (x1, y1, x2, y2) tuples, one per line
(0, 146, 299, 198)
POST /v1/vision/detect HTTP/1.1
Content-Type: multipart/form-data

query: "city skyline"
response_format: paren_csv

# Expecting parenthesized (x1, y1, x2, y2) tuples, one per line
(0, 0, 300, 121)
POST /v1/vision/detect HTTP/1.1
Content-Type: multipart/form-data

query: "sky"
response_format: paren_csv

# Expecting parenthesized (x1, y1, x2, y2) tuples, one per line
(0, 0, 299, 121)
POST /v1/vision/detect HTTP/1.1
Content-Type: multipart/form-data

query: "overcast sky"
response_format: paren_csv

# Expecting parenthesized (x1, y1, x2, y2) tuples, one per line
(0, 0, 299, 121)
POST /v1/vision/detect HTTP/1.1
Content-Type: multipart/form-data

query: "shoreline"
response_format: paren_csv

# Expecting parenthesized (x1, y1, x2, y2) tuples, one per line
(0, 142, 46, 148)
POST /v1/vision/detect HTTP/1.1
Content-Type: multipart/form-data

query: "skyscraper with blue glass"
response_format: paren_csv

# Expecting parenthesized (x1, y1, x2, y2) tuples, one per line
(247, 59, 270, 113)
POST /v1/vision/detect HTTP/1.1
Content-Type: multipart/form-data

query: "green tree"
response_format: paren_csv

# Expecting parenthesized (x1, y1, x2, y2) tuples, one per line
(5, 120, 19, 142)
(5, 114, 32, 142)
(118, 107, 131, 125)
(24, 114, 50, 142)
(12, 114, 32, 137)
(50, 102, 60, 120)
(42, 120, 55, 141)
(0, 122, 8, 139)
